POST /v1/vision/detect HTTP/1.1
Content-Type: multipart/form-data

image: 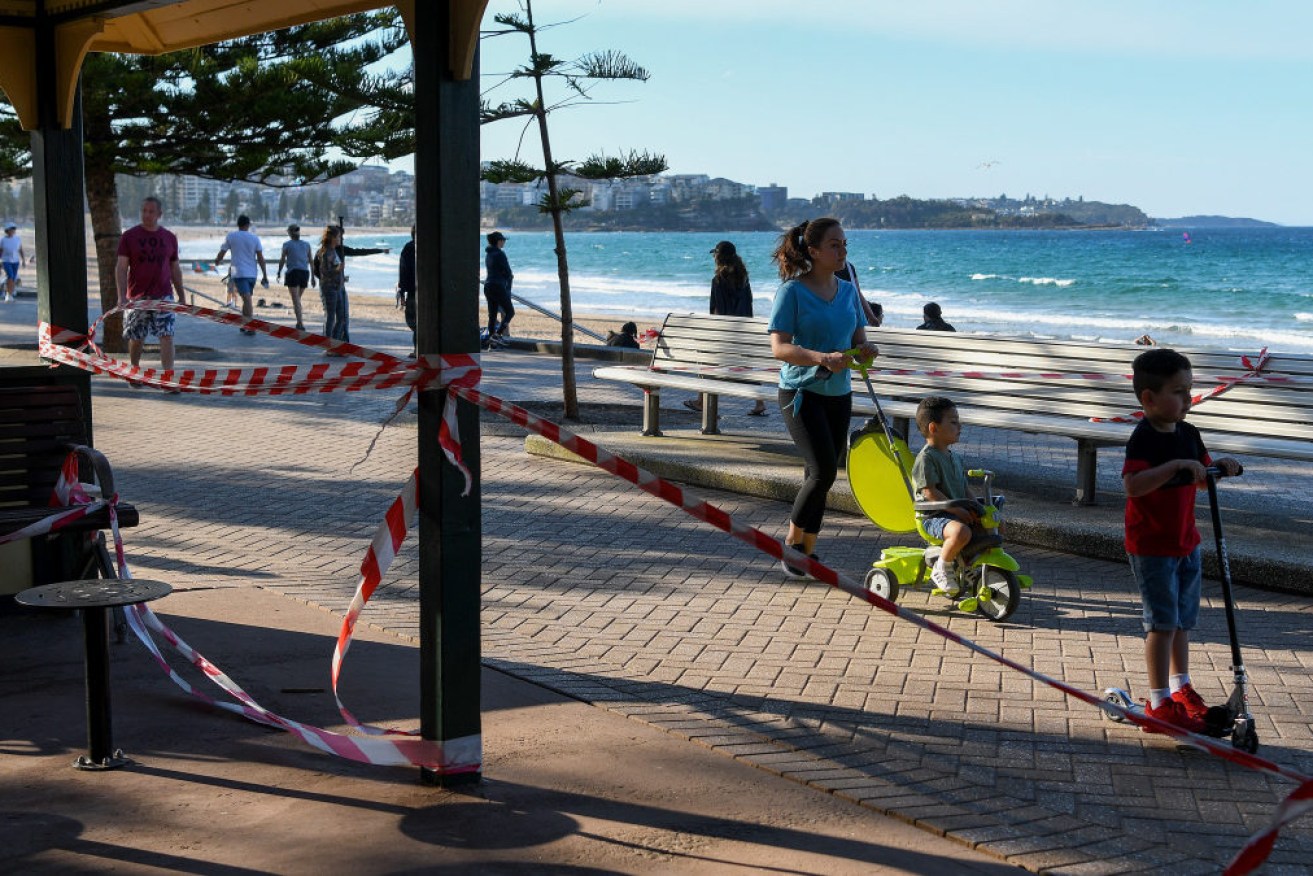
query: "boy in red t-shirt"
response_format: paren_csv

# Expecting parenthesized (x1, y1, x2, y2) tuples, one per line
(1123, 348, 1240, 734)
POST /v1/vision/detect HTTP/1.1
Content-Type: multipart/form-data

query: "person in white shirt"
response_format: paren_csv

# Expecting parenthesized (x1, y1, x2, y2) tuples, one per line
(0, 223, 26, 302)
(213, 214, 269, 335)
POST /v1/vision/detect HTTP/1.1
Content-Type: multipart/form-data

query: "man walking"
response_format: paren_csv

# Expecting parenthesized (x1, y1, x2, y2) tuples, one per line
(1, 222, 26, 302)
(276, 223, 314, 331)
(115, 196, 187, 374)
(213, 214, 269, 335)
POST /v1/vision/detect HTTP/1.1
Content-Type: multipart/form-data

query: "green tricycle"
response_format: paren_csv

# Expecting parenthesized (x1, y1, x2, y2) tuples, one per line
(847, 364, 1032, 622)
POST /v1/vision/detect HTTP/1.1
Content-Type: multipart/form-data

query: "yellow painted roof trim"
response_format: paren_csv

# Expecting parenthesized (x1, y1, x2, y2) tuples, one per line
(0, 0, 487, 130)
(0, 18, 105, 130)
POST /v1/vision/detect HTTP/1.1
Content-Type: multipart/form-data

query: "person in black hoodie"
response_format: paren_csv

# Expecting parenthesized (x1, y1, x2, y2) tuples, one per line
(689, 240, 767, 415)
(917, 301, 956, 332)
(483, 231, 514, 345)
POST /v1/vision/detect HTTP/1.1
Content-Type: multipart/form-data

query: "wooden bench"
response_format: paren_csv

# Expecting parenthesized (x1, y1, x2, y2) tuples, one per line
(593, 312, 1313, 504)
(0, 369, 140, 596)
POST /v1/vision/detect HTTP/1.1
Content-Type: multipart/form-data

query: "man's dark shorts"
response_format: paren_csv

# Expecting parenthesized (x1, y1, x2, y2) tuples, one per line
(285, 269, 309, 289)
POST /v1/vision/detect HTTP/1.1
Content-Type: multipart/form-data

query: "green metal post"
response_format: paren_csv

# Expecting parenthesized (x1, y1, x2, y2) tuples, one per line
(414, 0, 483, 786)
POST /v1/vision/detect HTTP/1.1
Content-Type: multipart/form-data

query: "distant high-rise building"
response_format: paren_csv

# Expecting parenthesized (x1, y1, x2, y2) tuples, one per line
(759, 183, 787, 213)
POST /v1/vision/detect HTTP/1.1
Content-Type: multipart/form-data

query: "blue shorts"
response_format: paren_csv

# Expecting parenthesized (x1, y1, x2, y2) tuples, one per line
(921, 515, 952, 540)
(1128, 547, 1202, 632)
(233, 277, 257, 295)
(3, 262, 18, 281)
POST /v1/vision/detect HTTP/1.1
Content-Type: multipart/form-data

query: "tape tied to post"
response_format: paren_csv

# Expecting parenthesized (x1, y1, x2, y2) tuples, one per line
(39, 307, 1309, 869)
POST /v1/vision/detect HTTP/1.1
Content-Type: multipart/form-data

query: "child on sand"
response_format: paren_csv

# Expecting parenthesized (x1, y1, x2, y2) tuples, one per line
(1123, 348, 1241, 733)
(910, 396, 979, 595)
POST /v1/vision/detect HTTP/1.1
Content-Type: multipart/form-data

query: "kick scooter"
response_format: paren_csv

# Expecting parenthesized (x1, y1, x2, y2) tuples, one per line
(1103, 465, 1258, 752)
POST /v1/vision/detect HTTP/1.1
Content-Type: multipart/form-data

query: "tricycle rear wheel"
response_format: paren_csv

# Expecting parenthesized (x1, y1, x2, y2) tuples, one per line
(864, 567, 899, 604)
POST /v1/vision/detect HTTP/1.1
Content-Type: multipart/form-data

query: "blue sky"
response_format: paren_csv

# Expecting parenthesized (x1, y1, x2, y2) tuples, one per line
(458, 1, 1313, 225)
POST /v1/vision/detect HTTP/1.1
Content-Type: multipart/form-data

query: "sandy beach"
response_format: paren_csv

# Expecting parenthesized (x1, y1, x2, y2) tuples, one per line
(71, 223, 656, 347)
(64, 220, 656, 346)
(169, 266, 650, 345)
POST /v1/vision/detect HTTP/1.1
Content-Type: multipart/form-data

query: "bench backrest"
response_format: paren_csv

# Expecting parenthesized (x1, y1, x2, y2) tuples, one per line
(864, 328, 1313, 444)
(650, 312, 773, 384)
(0, 384, 88, 508)
(649, 312, 1313, 443)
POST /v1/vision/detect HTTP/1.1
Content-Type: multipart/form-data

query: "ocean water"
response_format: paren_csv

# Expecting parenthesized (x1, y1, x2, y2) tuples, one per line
(180, 227, 1313, 355)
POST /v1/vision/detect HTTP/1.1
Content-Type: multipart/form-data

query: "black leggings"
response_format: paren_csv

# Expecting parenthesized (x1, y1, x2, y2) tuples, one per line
(779, 388, 852, 535)
(484, 283, 514, 335)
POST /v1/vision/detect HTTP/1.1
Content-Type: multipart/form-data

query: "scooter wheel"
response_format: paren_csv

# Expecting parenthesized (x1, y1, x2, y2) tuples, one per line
(864, 567, 899, 604)
(974, 566, 1020, 622)
(1102, 690, 1130, 723)
(1232, 721, 1259, 754)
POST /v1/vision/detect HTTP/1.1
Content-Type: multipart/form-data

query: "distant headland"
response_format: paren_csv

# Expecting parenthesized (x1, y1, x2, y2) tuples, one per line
(482, 178, 1276, 232)
(1150, 215, 1279, 229)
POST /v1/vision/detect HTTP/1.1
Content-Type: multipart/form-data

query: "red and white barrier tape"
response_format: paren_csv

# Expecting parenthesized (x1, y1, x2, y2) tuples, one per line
(1090, 348, 1273, 423)
(641, 349, 1288, 428)
(453, 384, 1308, 874)
(646, 353, 1297, 387)
(41, 307, 481, 772)
(39, 310, 1309, 868)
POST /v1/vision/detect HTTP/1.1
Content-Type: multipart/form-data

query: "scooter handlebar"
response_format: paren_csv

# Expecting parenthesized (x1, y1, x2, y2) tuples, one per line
(1163, 462, 1244, 488)
(1206, 463, 1244, 478)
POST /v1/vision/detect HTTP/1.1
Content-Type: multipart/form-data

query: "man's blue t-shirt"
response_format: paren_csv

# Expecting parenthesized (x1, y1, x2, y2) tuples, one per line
(767, 277, 863, 396)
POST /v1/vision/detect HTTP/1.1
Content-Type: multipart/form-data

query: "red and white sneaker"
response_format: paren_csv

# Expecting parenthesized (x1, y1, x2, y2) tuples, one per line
(1171, 683, 1210, 721)
(1143, 698, 1206, 735)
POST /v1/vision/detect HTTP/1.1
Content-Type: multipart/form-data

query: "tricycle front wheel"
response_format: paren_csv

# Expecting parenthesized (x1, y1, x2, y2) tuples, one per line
(973, 566, 1020, 622)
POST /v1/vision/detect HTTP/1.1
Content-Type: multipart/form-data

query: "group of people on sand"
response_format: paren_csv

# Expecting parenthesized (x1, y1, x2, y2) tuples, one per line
(756, 215, 1237, 737)
(114, 196, 393, 371)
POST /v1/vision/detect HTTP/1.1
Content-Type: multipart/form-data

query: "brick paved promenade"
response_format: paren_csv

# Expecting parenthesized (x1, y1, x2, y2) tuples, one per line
(6, 296, 1312, 873)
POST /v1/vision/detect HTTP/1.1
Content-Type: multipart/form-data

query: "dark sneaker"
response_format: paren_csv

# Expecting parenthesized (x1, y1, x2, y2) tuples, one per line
(1143, 698, 1206, 735)
(807, 553, 824, 580)
(780, 545, 809, 579)
(1171, 684, 1209, 721)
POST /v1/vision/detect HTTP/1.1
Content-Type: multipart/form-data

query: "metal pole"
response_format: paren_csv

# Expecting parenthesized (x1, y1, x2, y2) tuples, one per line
(81, 607, 114, 766)
(509, 292, 607, 342)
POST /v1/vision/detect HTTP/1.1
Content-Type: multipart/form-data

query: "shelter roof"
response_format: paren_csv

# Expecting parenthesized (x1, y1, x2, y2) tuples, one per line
(0, 0, 485, 128)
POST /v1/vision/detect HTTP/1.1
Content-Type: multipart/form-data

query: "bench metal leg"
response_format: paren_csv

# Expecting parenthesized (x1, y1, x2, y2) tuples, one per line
(642, 388, 662, 437)
(701, 393, 720, 435)
(1074, 439, 1098, 506)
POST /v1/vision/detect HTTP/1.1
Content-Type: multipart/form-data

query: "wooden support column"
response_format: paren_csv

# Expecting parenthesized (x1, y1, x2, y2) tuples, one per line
(413, 0, 483, 786)
(31, 18, 91, 431)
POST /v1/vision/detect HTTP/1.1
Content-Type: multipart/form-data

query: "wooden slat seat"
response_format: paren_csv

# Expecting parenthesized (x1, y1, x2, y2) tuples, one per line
(594, 313, 1313, 503)
(0, 378, 138, 593)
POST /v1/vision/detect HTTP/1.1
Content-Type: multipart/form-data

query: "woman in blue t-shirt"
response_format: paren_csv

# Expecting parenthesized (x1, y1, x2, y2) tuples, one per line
(768, 218, 878, 578)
